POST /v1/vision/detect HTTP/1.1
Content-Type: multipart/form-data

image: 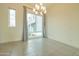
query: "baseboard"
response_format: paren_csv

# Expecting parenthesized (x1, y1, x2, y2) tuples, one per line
(0, 39, 22, 44)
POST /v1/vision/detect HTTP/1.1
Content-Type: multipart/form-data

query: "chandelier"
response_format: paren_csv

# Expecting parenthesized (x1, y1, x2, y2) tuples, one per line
(33, 3, 47, 15)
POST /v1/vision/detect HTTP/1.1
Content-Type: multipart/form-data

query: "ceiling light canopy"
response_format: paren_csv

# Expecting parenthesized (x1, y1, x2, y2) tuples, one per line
(33, 3, 47, 15)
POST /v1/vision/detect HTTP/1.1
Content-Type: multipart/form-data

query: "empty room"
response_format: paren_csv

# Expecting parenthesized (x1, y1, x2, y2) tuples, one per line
(0, 3, 79, 56)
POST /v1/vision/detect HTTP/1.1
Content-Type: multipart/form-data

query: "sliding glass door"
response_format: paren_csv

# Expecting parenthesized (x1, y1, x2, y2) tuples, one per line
(27, 12, 43, 39)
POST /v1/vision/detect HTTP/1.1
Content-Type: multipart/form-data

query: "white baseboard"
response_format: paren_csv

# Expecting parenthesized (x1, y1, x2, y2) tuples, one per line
(0, 39, 22, 44)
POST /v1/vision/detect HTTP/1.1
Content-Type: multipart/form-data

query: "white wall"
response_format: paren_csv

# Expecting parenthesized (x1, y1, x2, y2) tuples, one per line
(0, 3, 32, 43)
(46, 4, 79, 48)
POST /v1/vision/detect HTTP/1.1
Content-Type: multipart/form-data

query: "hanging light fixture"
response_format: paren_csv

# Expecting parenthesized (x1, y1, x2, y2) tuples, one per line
(33, 3, 47, 15)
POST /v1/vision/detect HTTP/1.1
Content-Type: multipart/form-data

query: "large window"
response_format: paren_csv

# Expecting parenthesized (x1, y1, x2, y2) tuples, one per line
(9, 9, 16, 27)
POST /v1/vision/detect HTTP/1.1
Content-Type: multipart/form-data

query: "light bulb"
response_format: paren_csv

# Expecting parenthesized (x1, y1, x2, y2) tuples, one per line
(35, 4, 39, 10)
(43, 7, 46, 11)
(41, 6, 46, 11)
(33, 8, 35, 12)
(44, 10, 47, 14)
(35, 11, 38, 14)
(40, 12, 43, 15)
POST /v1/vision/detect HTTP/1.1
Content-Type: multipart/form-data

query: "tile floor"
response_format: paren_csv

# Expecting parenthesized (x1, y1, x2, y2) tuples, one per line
(0, 38, 79, 56)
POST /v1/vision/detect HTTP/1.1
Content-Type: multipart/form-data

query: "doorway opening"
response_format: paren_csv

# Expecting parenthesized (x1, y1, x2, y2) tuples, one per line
(27, 13, 43, 39)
